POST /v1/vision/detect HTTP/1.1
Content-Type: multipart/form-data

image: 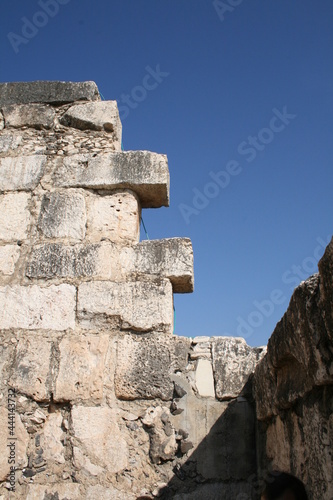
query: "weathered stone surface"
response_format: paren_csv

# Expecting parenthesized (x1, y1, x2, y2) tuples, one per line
(115, 334, 190, 400)
(26, 484, 81, 500)
(133, 238, 194, 293)
(0, 192, 30, 242)
(0, 406, 29, 481)
(0, 81, 100, 106)
(0, 111, 4, 130)
(0, 132, 22, 154)
(38, 191, 86, 240)
(77, 279, 173, 333)
(86, 485, 136, 500)
(212, 337, 265, 400)
(0, 245, 20, 275)
(54, 335, 108, 402)
(53, 151, 170, 208)
(142, 406, 178, 463)
(8, 336, 52, 401)
(71, 406, 128, 473)
(26, 242, 113, 279)
(2, 103, 55, 129)
(0, 284, 76, 330)
(86, 191, 140, 243)
(41, 412, 65, 464)
(195, 359, 215, 398)
(0, 155, 46, 192)
(60, 100, 121, 137)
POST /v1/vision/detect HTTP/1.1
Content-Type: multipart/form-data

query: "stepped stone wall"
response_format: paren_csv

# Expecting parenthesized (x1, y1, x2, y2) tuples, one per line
(0, 81, 332, 500)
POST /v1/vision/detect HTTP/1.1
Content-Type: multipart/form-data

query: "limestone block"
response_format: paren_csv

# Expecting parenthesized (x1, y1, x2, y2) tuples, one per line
(0, 111, 3, 130)
(115, 334, 190, 400)
(0, 245, 20, 275)
(77, 279, 173, 333)
(54, 335, 108, 402)
(0, 284, 76, 330)
(0, 407, 29, 481)
(60, 100, 122, 137)
(38, 191, 86, 240)
(26, 242, 113, 279)
(0, 192, 30, 242)
(0, 155, 46, 192)
(8, 336, 52, 401)
(133, 238, 194, 293)
(0, 133, 22, 153)
(86, 191, 140, 244)
(86, 485, 136, 500)
(53, 151, 170, 208)
(0, 80, 100, 106)
(41, 412, 65, 464)
(212, 337, 265, 400)
(26, 484, 81, 500)
(71, 406, 128, 473)
(2, 104, 55, 129)
(195, 359, 215, 398)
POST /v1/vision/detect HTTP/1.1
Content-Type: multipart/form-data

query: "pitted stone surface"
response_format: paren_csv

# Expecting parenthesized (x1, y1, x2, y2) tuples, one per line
(0, 155, 46, 192)
(0, 284, 76, 330)
(53, 151, 170, 208)
(115, 334, 190, 400)
(38, 191, 86, 240)
(2, 103, 55, 129)
(77, 279, 173, 333)
(0, 192, 30, 242)
(0, 80, 100, 105)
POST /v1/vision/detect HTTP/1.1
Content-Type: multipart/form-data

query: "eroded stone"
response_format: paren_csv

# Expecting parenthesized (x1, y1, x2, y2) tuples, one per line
(0, 407, 29, 481)
(0, 192, 30, 242)
(2, 104, 55, 129)
(0, 245, 20, 275)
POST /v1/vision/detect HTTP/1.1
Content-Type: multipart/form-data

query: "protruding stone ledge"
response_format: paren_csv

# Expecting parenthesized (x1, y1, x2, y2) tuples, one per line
(0, 81, 100, 106)
(53, 151, 170, 208)
(134, 238, 194, 293)
(77, 279, 173, 333)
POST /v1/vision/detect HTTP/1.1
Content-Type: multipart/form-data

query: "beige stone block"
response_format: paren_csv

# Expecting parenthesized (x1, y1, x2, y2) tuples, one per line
(78, 279, 173, 333)
(0, 406, 29, 481)
(0, 245, 20, 275)
(86, 191, 140, 244)
(86, 485, 136, 500)
(2, 103, 55, 129)
(0, 192, 30, 242)
(0, 155, 46, 192)
(8, 336, 52, 401)
(195, 359, 215, 398)
(41, 412, 65, 464)
(54, 335, 108, 402)
(26, 484, 81, 500)
(71, 406, 128, 473)
(0, 284, 76, 331)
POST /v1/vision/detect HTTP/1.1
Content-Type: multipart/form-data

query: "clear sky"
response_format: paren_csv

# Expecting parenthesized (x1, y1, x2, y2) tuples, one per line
(1, 0, 332, 346)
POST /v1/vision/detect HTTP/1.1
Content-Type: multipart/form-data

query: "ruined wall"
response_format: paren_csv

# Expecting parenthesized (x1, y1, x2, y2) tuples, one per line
(254, 239, 333, 500)
(0, 81, 266, 500)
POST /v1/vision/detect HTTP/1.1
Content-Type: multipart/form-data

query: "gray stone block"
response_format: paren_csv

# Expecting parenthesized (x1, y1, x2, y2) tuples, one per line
(0, 155, 46, 192)
(2, 103, 55, 129)
(53, 151, 170, 208)
(0, 81, 100, 106)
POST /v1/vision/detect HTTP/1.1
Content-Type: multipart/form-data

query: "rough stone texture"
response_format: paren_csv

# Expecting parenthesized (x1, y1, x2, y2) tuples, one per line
(0, 155, 46, 192)
(195, 359, 215, 398)
(54, 335, 108, 402)
(254, 239, 333, 500)
(115, 334, 190, 400)
(0, 132, 22, 154)
(77, 279, 173, 333)
(60, 100, 122, 138)
(71, 406, 128, 473)
(0, 192, 30, 242)
(38, 191, 86, 240)
(86, 485, 136, 500)
(0, 245, 20, 275)
(26, 484, 81, 500)
(133, 238, 194, 293)
(8, 335, 52, 401)
(171, 482, 254, 499)
(86, 191, 140, 244)
(2, 103, 55, 129)
(53, 151, 170, 208)
(0, 111, 3, 130)
(212, 337, 265, 400)
(26, 242, 113, 280)
(0, 81, 100, 106)
(142, 406, 178, 463)
(0, 284, 76, 330)
(41, 412, 65, 464)
(0, 406, 29, 481)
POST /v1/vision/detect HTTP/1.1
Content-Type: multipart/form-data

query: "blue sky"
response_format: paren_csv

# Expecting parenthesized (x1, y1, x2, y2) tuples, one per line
(1, 0, 332, 346)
